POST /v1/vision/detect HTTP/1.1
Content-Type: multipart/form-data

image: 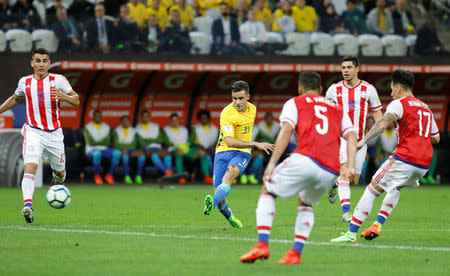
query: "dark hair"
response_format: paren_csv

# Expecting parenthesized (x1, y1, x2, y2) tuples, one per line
(347, 0, 357, 4)
(220, 2, 230, 8)
(341, 56, 359, 68)
(31, 48, 50, 60)
(140, 110, 149, 116)
(197, 110, 211, 120)
(298, 71, 321, 91)
(391, 70, 414, 91)
(231, 80, 249, 94)
(121, 115, 130, 120)
(169, 113, 179, 119)
(93, 109, 101, 115)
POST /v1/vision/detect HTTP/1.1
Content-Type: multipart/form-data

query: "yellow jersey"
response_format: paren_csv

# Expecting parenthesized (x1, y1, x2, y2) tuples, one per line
(216, 102, 256, 154)
(292, 5, 317, 32)
(170, 5, 194, 28)
(127, 2, 149, 27)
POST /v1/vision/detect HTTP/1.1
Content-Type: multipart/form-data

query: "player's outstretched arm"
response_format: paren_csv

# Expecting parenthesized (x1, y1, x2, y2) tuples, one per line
(224, 136, 274, 154)
(51, 89, 80, 106)
(263, 122, 293, 183)
(0, 94, 23, 115)
(372, 109, 383, 122)
(357, 112, 396, 149)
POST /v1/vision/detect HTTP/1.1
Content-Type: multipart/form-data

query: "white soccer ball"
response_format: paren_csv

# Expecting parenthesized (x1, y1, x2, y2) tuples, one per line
(46, 185, 71, 209)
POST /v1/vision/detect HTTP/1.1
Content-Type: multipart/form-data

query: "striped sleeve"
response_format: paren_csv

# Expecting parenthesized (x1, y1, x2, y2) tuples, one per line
(430, 114, 439, 138)
(279, 98, 297, 129)
(14, 77, 25, 97)
(368, 85, 382, 111)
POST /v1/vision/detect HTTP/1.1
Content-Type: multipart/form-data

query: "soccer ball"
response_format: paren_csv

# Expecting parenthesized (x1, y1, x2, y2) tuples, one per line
(46, 185, 71, 209)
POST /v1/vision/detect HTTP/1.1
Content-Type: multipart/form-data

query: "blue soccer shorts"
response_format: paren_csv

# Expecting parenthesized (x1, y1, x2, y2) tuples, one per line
(213, 150, 251, 188)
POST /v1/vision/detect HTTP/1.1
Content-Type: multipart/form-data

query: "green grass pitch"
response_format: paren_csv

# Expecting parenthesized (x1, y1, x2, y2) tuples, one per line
(1, 184, 449, 275)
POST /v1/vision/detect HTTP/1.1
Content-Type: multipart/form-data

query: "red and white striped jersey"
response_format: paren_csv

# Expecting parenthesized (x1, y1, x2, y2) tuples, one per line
(15, 73, 73, 131)
(386, 96, 439, 168)
(326, 80, 382, 140)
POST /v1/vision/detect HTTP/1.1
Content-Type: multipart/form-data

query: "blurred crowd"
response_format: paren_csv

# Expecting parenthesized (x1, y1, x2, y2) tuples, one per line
(0, 0, 446, 55)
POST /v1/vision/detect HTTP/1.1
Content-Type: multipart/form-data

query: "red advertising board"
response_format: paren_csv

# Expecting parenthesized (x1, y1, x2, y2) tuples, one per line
(84, 72, 147, 127)
(139, 72, 202, 127)
(51, 70, 97, 128)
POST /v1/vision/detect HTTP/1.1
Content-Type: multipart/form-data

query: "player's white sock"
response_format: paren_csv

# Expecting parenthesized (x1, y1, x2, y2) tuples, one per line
(53, 172, 66, 184)
(256, 194, 275, 244)
(337, 177, 351, 214)
(349, 184, 381, 233)
(22, 173, 35, 207)
(376, 189, 400, 225)
(292, 206, 314, 253)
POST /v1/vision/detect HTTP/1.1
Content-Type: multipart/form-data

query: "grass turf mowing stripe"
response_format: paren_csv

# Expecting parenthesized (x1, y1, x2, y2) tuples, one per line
(2, 225, 450, 252)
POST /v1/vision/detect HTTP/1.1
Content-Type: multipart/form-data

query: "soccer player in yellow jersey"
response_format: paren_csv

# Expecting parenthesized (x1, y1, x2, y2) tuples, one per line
(203, 81, 274, 228)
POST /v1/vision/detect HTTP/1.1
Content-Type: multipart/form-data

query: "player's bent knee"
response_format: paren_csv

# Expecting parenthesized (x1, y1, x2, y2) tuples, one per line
(370, 182, 385, 193)
(54, 170, 65, 178)
(24, 163, 38, 174)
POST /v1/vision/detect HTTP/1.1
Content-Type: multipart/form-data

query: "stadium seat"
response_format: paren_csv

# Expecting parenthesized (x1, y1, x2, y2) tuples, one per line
(265, 32, 284, 43)
(281, 32, 310, 56)
(32, 29, 59, 53)
(405, 34, 417, 54)
(193, 16, 214, 37)
(189, 31, 211, 54)
(333, 33, 358, 56)
(381, 34, 407, 56)
(0, 30, 6, 52)
(358, 34, 383, 56)
(5, 29, 32, 52)
(310, 32, 334, 56)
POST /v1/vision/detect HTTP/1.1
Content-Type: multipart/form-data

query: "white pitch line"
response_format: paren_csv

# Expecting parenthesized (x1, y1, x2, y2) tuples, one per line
(1, 226, 449, 252)
(7, 224, 450, 232)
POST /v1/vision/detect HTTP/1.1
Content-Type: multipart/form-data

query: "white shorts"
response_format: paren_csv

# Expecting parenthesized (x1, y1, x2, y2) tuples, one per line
(339, 137, 367, 175)
(265, 153, 337, 205)
(21, 124, 66, 171)
(371, 156, 428, 192)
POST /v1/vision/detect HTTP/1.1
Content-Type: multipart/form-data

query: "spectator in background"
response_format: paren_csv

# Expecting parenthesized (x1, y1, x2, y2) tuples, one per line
(414, 18, 447, 55)
(0, 0, 18, 30)
(136, 110, 174, 179)
(143, 11, 163, 53)
(163, 113, 190, 184)
(127, 0, 148, 28)
(12, 0, 42, 31)
(341, 0, 366, 36)
(292, 0, 318, 32)
(52, 8, 82, 52)
(159, 8, 191, 53)
(105, 0, 127, 17)
(253, 0, 272, 31)
(115, 4, 144, 51)
(234, 0, 248, 26)
(212, 2, 243, 54)
(86, 3, 115, 53)
(319, 3, 345, 34)
(360, 115, 376, 184)
(392, 0, 415, 36)
(196, 0, 222, 19)
(171, 0, 194, 30)
(113, 115, 142, 185)
(32, 0, 46, 26)
(375, 121, 397, 167)
(239, 8, 266, 54)
(68, 0, 95, 27)
(189, 110, 219, 184)
(46, 0, 65, 26)
(84, 110, 116, 185)
(366, 0, 394, 36)
(272, 1, 296, 34)
(147, 0, 169, 28)
(148, 0, 174, 12)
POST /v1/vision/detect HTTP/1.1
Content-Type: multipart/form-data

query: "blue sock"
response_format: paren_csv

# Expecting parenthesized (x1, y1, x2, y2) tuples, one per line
(219, 200, 232, 219)
(122, 155, 129, 176)
(151, 154, 166, 172)
(250, 155, 264, 175)
(332, 179, 338, 189)
(92, 150, 102, 175)
(109, 150, 121, 174)
(349, 223, 360, 233)
(137, 156, 145, 176)
(292, 242, 305, 253)
(164, 156, 173, 171)
(258, 233, 269, 244)
(24, 201, 32, 208)
(342, 204, 350, 214)
(212, 183, 231, 209)
(376, 214, 387, 225)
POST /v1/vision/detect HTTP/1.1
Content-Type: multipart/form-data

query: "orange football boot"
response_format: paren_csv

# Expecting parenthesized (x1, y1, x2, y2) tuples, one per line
(104, 173, 115, 184)
(240, 241, 270, 263)
(204, 176, 213, 184)
(165, 169, 173, 176)
(94, 174, 103, 185)
(360, 223, 381, 240)
(178, 178, 187, 184)
(277, 249, 301, 265)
